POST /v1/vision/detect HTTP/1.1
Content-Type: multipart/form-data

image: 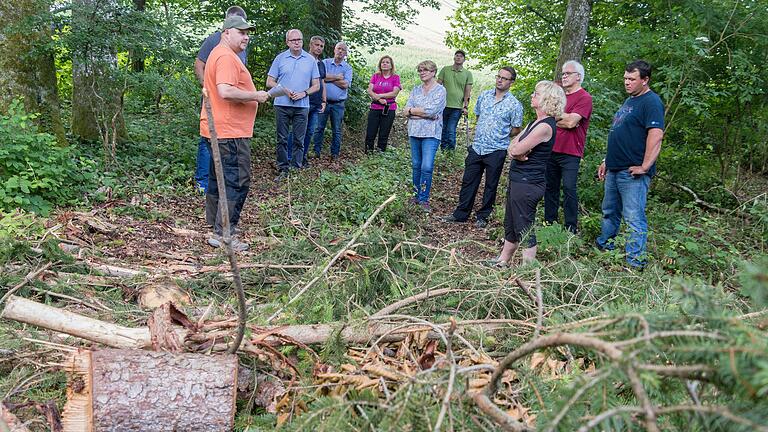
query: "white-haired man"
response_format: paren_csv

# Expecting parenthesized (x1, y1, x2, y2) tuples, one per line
(267, 29, 321, 178)
(544, 60, 593, 234)
(312, 41, 352, 160)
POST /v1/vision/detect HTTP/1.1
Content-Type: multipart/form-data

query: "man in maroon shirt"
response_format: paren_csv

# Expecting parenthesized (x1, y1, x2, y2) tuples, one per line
(544, 60, 593, 234)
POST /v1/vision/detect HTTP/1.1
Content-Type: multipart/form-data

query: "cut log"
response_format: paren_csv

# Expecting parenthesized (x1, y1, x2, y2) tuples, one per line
(62, 349, 237, 432)
(1, 296, 534, 349)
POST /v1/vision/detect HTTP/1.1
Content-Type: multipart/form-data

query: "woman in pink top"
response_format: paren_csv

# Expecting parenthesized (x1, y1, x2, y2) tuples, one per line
(365, 55, 401, 152)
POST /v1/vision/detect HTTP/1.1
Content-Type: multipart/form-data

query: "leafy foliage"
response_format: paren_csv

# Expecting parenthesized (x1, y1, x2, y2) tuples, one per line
(0, 100, 94, 214)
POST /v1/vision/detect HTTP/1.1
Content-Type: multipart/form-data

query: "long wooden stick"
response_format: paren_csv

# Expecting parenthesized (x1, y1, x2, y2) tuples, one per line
(202, 92, 247, 354)
(267, 194, 398, 323)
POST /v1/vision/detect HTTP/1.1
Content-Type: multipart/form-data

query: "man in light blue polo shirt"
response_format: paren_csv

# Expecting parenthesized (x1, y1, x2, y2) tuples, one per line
(442, 66, 523, 228)
(267, 29, 320, 177)
(312, 41, 353, 160)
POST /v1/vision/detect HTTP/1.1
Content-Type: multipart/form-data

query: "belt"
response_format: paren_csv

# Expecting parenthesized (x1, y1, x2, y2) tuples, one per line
(327, 99, 346, 104)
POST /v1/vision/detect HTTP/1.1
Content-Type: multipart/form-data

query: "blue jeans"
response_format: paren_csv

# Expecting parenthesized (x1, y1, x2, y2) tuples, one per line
(313, 101, 345, 157)
(409, 137, 440, 203)
(440, 107, 463, 150)
(195, 137, 211, 192)
(596, 170, 651, 267)
(287, 105, 321, 166)
(275, 106, 308, 171)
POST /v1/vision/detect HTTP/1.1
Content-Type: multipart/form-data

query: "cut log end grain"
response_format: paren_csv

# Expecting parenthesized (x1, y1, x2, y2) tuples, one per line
(62, 349, 238, 432)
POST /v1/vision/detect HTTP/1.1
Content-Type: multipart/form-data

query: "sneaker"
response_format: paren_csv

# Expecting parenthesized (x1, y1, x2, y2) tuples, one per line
(408, 197, 419, 205)
(207, 236, 249, 252)
(441, 214, 463, 223)
(419, 202, 431, 213)
(475, 218, 488, 229)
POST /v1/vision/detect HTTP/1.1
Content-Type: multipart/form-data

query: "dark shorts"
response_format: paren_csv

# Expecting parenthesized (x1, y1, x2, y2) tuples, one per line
(504, 181, 546, 247)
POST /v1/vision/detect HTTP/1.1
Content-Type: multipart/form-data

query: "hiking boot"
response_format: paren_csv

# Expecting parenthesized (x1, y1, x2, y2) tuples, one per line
(441, 214, 463, 223)
(475, 218, 488, 229)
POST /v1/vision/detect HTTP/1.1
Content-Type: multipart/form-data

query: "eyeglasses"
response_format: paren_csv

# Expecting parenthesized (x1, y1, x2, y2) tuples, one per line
(561, 71, 579, 77)
(417, 69, 434, 73)
(495, 75, 513, 81)
(288, 38, 302, 43)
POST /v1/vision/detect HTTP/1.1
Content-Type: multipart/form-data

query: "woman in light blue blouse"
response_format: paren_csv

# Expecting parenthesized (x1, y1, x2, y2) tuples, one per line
(403, 60, 447, 211)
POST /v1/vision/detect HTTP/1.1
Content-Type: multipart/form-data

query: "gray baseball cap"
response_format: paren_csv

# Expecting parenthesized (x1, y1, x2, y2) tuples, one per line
(222, 15, 255, 31)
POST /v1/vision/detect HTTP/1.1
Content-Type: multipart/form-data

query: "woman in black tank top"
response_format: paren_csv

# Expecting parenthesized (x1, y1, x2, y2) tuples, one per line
(493, 81, 566, 266)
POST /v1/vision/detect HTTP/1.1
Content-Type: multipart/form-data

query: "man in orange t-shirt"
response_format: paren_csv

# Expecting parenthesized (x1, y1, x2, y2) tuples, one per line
(200, 15, 269, 252)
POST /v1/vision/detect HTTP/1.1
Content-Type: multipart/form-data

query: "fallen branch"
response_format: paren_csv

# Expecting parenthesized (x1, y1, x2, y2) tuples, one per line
(1, 296, 531, 349)
(0, 262, 54, 305)
(267, 194, 397, 323)
(664, 179, 752, 219)
(370, 288, 457, 318)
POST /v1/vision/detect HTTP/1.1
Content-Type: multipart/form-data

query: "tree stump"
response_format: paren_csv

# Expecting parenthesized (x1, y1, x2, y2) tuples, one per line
(62, 349, 238, 432)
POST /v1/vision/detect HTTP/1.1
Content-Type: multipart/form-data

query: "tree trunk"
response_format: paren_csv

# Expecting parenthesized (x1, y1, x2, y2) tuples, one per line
(130, 0, 146, 73)
(71, 0, 127, 144)
(313, 0, 343, 54)
(553, 0, 592, 81)
(62, 349, 237, 432)
(0, 0, 67, 145)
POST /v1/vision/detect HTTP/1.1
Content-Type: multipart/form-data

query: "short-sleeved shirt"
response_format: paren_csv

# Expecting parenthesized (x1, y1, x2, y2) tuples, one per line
(200, 45, 257, 139)
(324, 58, 353, 102)
(509, 117, 557, 184)
(198, 31, 247, 65)
(369, 73, 401, 110)
(438, 65, 473, 109)
(472, 90, 523, 155)
(606, 90, 665, 176)
(405, 84, 447, 139)
(553, 88, 593, 157)
(267, 49, 320, 108)
(308, 59, 326, 110)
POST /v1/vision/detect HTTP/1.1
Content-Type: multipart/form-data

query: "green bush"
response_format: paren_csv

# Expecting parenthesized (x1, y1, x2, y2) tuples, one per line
(0, 100, 95, 214)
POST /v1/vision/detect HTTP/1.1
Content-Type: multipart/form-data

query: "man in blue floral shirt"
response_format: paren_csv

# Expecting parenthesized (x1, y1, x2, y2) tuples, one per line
(442, 66, 523, 228)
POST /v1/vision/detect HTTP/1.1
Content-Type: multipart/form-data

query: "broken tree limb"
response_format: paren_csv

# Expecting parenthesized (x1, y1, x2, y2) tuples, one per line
(1, 295, 181, 349)
(267, 194, 398, 323)
(370, 288, 457, 318)
(62, 349, 238, 432)
(0, 262, 54, 305)
(1, 296, 534, 349)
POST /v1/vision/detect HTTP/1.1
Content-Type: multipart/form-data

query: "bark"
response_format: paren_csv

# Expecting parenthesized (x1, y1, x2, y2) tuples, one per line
(62, 349, 237, 432)
(553, 0, 592, 81)
(0, 0, 67, 145)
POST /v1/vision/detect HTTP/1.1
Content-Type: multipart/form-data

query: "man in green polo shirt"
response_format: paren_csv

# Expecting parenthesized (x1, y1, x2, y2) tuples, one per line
(437, 50, 473, 151)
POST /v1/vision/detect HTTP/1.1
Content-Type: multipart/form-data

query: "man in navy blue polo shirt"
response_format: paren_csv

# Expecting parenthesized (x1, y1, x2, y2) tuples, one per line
(596, 60, 665, 269)
(267, 29, 320, 178)
(312, 42, 353, 160)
